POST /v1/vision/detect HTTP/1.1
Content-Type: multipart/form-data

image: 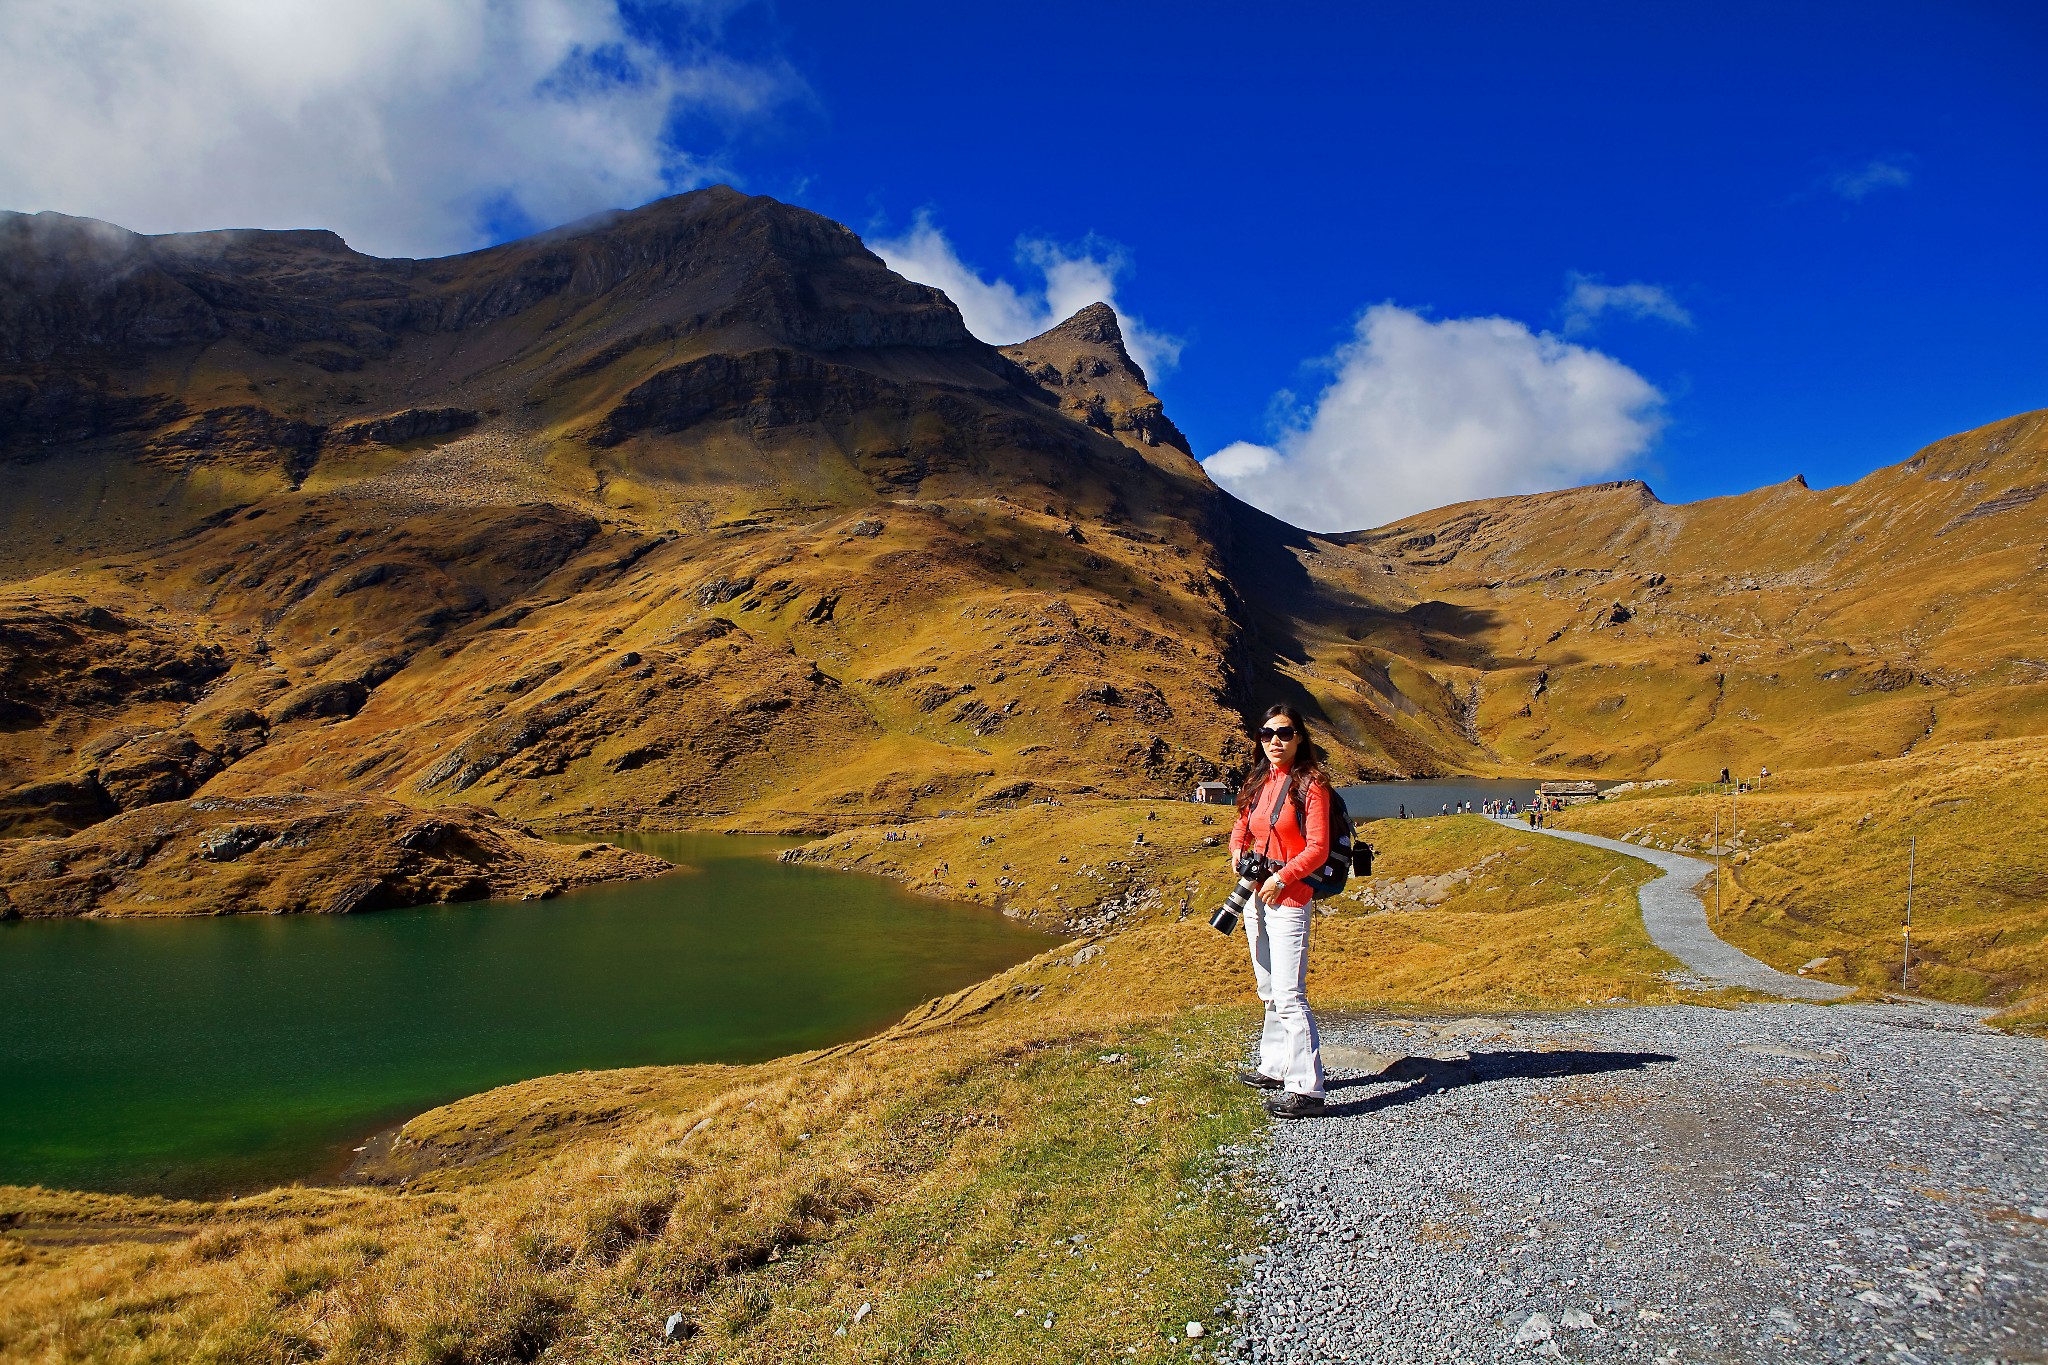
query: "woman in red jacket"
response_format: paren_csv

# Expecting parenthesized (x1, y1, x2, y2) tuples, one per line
(1228, 703, 1332, 1118)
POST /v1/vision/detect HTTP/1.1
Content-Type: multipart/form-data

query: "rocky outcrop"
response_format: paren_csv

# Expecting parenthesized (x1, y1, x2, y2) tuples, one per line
(0, 600, 229, 716)
(143, 404, 326, 482)
(1001, 303, 1192, 456)
(329, 406, 479, 447)
(0, 794, 672, 918)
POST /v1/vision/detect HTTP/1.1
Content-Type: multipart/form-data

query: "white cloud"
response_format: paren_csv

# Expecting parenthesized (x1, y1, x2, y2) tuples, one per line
(871, 214, 1182, 377)
(0, 0, 799, 258)
(1202, 440, 1282, 484)
(1829, 157, 1913, 201)
(1202, 304, 1665, 533)
(1561, 274, 1693, 336)
(869, 216, 1045, 344)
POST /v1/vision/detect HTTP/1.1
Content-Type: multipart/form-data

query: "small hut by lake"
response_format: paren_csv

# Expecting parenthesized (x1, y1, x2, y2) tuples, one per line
(1192, 780, 1234, 805)
(1537, 779, 1601, 805)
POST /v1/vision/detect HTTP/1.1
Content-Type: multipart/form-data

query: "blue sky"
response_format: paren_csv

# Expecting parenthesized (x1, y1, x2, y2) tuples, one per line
(4, 0, 2043, 529)
(730, 1, 2048, 522)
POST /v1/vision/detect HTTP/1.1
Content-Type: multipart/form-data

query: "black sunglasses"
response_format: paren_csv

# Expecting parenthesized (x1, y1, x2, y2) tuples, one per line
(1256, 725, 1297, 742)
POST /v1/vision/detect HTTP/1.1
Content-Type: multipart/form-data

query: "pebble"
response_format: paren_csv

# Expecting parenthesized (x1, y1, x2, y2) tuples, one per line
(1220, 1001, 2048, 1362)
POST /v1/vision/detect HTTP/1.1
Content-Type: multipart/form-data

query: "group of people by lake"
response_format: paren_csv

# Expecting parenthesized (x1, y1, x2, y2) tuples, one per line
(1392, 797, 1536, 819)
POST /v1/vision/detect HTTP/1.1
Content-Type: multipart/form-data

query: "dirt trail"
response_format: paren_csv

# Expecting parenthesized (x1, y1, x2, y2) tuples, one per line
(1227, 1002, 2047, 1363)
(1493, 816, 1852, 1001)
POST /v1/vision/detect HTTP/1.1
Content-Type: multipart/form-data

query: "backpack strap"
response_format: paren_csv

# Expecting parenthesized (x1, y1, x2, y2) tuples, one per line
(1287, 776, 1332, 835)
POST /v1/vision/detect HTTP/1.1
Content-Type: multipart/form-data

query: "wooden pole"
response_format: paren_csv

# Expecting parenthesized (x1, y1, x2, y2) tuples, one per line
(1713, 812, 1722, 928)
(1729, 778, 1739, 859)
(1903, 834, 1916, 991)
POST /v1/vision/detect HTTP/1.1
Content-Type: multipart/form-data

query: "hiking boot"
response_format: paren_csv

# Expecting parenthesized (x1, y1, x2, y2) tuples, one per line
(1236, 1069, 1282, 1090)
(1265, 1091, 1327, 1119)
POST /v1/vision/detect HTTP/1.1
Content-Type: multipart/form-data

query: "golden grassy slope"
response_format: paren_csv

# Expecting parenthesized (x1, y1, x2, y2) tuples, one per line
(785, 803, 1684, 1009)
(1547, 737, 2048, 1007)
(1, 476, 1246, 839)
(0, 808, 1696, 1364)
(1263, 409, 2048, 779)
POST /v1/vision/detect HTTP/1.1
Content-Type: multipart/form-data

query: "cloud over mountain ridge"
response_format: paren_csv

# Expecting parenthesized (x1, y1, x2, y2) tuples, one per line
(1203, 304, 1666, 533)
(0, 0, 800, 258)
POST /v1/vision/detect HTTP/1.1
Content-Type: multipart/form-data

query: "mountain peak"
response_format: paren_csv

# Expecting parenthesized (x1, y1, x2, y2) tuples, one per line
(1042, 300, 1123, 347)
(1001, 304, 1190, 457)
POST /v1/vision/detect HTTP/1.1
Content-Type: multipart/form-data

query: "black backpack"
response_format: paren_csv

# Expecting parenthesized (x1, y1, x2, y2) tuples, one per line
(1304, 786, 1363, 896)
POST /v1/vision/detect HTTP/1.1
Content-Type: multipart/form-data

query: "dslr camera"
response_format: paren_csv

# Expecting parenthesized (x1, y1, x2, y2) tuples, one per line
(1210, 850, 1278, 935)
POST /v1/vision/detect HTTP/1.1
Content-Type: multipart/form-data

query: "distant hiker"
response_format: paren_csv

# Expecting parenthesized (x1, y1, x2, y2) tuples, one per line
(1441, 802, 1450, 815)
(1228, 703, 1333, 1119)
(1398, 804, 1407, 819)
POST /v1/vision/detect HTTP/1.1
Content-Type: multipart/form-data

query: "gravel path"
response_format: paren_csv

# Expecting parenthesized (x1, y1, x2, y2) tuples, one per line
(1222, 1002, 2047, 1364)
(1491, 817, 1853, 1002)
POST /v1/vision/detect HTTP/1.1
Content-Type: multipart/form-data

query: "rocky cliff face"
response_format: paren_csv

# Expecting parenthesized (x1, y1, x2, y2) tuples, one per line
(0, 189, 971, 369)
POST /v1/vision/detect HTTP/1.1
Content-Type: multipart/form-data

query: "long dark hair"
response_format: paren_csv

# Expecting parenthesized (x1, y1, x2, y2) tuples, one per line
(1235, 703, 1331, 814)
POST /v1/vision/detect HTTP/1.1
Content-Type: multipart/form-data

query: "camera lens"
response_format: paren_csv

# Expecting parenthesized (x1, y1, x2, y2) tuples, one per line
(1210, 876, 1257, 934)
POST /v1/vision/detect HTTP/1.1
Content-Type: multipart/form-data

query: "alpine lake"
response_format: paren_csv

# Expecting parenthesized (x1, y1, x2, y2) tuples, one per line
(0, 834, 1058, 1199)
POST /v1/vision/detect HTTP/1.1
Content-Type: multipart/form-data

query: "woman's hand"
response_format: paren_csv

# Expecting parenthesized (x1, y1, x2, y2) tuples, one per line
(1259, 874, 1287, 903)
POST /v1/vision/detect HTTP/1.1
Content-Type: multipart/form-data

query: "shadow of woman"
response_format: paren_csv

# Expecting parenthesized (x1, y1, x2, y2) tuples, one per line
(1320, 1048, 1676, 1118)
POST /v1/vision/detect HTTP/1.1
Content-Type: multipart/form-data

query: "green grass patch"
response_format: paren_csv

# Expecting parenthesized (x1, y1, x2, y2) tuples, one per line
(612, 1013, 1267, 1364)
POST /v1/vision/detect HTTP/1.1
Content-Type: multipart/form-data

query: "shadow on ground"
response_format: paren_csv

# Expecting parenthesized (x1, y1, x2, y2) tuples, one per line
(1321, 1049, 1676, 1118)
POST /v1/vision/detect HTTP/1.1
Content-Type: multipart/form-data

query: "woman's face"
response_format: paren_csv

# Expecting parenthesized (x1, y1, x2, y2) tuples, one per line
(1259, 716, 1301, 767)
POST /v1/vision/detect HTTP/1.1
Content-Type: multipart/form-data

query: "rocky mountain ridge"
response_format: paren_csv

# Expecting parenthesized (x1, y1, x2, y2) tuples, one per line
(2, 185, 2044, 914)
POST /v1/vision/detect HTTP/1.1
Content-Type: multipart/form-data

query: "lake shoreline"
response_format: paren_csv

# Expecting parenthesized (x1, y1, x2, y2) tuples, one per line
(0, 834, 1057, 1199)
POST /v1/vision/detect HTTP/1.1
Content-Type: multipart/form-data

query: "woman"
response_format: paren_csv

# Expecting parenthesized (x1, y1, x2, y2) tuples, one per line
(1228, 703, 1332, 1118)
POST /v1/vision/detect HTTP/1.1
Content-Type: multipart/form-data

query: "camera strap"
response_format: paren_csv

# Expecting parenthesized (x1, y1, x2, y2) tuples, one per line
(1258, 775, 1292, 864)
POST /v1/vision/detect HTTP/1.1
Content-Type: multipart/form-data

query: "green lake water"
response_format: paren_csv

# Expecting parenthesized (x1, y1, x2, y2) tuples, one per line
(0, 834, 1057, 1198)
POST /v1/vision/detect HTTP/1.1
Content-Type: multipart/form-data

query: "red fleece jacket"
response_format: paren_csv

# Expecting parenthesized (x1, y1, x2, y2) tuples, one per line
(1227, 766, 1332, 908)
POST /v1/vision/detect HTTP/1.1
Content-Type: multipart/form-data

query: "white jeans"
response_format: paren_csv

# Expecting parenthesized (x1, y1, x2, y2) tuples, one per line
(1244, 892, 1324, 1097)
